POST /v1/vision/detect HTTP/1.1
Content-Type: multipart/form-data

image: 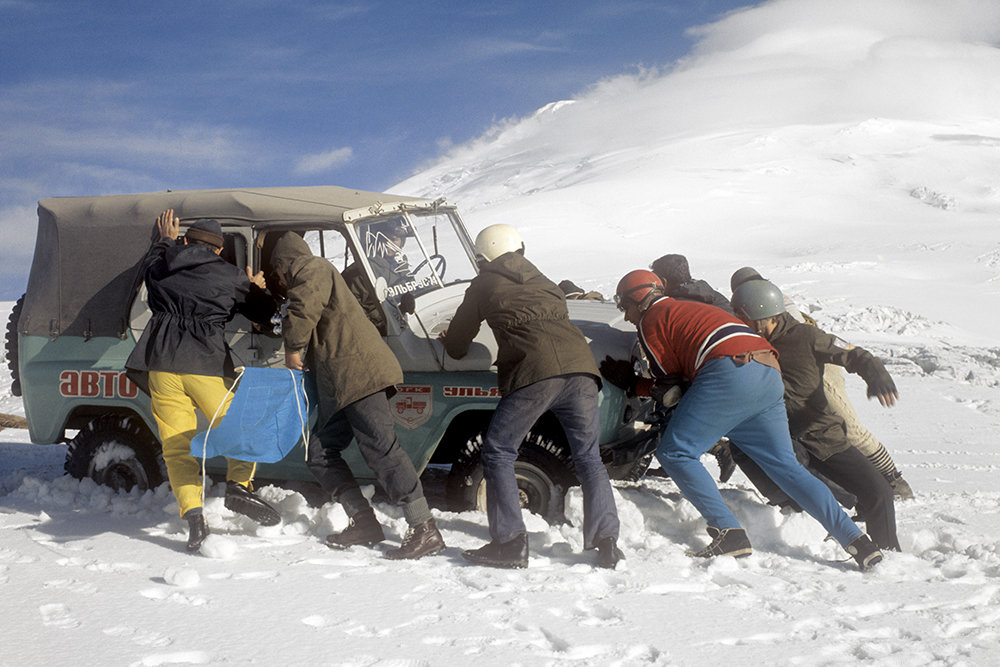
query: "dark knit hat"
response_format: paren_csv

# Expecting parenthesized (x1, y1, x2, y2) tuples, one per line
(649, 254, 691, 287)
(730, 266, 764, 292)
(558, 280, 584, 297)
(185, 219, 224, 248)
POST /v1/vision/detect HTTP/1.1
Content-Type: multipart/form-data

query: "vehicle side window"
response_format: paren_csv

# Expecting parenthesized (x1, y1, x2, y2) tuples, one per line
(220, 233, 247, 271)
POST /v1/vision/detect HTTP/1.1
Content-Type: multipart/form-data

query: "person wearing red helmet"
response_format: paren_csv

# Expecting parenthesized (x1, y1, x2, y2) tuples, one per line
(605, 270, 883, 570)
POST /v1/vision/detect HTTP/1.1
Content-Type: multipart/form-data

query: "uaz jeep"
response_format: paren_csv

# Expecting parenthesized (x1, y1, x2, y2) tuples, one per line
(6, 186, 662, 517)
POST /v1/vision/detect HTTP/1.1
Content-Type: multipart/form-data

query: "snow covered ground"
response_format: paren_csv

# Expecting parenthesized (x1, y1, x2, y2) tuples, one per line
(3, 1, 1000, 665)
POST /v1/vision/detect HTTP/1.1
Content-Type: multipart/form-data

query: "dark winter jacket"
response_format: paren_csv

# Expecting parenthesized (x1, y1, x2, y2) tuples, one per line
(125, 238, 275, 384)
(764, 312, 895, 460)
(443, 252, 599, 396)
(667, 279, 736, 315)
(270, 232, 403, 422)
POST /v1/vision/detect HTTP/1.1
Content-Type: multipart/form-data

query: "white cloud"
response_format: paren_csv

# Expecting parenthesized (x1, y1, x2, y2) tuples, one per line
(294, 146, 354, 174)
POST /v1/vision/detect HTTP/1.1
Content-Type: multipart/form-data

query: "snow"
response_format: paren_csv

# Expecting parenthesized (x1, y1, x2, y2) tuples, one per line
(3, 1, 1000, 664)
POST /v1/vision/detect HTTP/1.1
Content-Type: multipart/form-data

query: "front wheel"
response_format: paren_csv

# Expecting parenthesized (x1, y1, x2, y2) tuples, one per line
(446, 431, 575, 521)
(65, 415, 166, 493)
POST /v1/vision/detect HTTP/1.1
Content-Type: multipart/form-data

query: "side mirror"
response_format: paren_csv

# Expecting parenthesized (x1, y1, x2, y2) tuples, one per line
(399, 292, 416, 315)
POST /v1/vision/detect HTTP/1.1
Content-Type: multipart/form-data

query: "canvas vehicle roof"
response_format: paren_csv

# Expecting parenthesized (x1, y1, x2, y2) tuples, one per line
(20, 186, 434, 339)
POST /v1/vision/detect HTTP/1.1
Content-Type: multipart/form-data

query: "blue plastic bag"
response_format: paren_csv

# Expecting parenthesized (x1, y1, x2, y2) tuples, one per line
(191, 367, 310, 463)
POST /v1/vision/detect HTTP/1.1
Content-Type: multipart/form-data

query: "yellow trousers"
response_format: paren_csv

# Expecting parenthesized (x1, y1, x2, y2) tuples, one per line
(148, 371, 256, 518)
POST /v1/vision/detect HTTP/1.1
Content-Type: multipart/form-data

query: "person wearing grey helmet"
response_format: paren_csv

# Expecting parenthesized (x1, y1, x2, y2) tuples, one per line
(731, 279, 901, 553)
(731, 267, 914, 500)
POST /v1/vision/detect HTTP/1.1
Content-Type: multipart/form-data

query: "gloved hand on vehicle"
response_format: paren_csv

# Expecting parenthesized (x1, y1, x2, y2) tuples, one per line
(650, 381, 683, 408)
(600, 356, 637, 395)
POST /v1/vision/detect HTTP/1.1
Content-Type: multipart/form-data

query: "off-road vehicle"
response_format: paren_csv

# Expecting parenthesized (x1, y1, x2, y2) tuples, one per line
(6, 186, 662, 518)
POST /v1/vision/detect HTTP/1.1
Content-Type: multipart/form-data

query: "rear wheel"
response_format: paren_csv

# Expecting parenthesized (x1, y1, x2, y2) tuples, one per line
(446, 430, 575, 521)
(65, 415, 166, 493)
(4, 294, 24, 396)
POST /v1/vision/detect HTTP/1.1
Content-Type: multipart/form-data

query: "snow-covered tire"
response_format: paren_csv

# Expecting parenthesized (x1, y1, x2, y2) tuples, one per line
(65, 415, 166, 493)
(446, 430, 575, 521)
(4, 294, 24, 397)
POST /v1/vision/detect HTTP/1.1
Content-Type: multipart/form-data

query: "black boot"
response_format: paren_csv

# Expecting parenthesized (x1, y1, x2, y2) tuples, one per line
(462, 533, 529, 569)
(224, 481, 281, 526)
(326, 508, 385, 549)
(184, 509, 209, 552)
(708, 440, 737, 483)
(385, 518, 446, 560)
(686, 526, 752, 558)
(846, 534, 883, 571)
(595, 536, 624, 569)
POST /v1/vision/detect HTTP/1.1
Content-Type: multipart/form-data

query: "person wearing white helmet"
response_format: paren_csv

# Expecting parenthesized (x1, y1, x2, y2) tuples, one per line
(441, 224, 623, 569)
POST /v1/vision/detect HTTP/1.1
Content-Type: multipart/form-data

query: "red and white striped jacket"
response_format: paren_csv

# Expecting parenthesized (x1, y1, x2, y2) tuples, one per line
(635, 297, 776, 394)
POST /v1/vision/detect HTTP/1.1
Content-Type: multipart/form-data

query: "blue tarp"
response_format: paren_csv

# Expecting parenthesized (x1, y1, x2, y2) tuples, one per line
(191, 367, 311, 463)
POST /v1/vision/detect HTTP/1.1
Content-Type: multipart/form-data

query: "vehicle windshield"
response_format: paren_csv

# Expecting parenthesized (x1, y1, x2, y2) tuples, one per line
(354, 210, 478, 300)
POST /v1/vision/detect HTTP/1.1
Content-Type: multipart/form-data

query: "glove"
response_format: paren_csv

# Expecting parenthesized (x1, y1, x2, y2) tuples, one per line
(864, 359, 898, 407)
(599, 355, 638, 394)
(650, 382, 683, 408)
(866, 376, 898, 407)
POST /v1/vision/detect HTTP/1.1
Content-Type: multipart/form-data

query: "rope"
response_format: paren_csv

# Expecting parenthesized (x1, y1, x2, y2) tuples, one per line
(200, 367, 244, 508)
(290, 368, 310, 460)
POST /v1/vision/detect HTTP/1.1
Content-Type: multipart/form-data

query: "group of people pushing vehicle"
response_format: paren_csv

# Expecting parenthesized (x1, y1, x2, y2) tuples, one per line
(128, 210, 909, 572)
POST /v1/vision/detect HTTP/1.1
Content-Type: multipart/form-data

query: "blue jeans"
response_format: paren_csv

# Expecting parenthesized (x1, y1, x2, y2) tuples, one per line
(656, 357, 862, 547)
(482, 374, 620, 549)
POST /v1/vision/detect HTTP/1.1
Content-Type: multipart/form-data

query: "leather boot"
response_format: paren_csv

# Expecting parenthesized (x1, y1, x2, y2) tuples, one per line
(462, 533, 529, 568)
(184, 509, 209, 552)
(326, 508, 385, 549)
(595, 536, 624, 569)
(224, 481, 281, 526)
(385, 517, 445, 560)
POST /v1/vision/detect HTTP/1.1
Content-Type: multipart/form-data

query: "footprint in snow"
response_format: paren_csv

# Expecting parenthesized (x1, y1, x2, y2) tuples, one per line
(39, 602, 80, 629)
(103, 625, 172, 648)
(42, 578, 99, 595)
(139, 587, 207, 606)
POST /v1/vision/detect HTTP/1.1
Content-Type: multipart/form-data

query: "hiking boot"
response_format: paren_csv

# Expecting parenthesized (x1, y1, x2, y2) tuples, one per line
(224, 481, 281, 526)
(888, 473, 914, 500)
(708, 440, 736, 483)
(686, 527, 752, 558)
(385, 518, 445, 560)
(462, 533, 529, 569)
(184, 509, 209, 552)
(595, 536, 624, 570)
(846, 534, 883, 571)
(326, 508, 385, 549)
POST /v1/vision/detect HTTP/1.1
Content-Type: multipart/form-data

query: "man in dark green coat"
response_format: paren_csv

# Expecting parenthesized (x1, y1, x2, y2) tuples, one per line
(443, 224, 622, 569)
(269, 232, 444, 560)
(731, 279, 900, 552)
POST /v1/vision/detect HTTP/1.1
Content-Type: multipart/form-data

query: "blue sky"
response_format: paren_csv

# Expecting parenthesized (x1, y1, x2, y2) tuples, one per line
(0, 0, 753, 299)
